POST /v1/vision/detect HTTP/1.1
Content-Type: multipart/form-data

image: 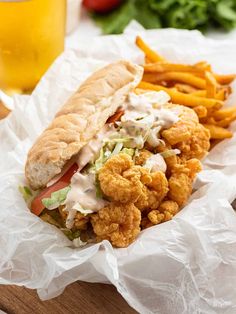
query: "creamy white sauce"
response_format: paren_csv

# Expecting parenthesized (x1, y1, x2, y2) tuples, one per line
(119, 91, 179, 149)
(47, 125, 115, 187)
(76, 124, 115, 171)
(65, 172, 107, 229)
(144, 154, 167, 173)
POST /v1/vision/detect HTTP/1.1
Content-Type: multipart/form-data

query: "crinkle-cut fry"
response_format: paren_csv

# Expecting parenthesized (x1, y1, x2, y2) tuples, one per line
(214, 73, 236, 85)
(138, 81, 223, 109)
(213, 107, 236, 120)
(193, 106, 208, 118)
(190, 90, 206, 97)
(205, 71, 217, 98)
(203, 124, 233, 139)
(174, 83, 198, 94)
(143, 62, 208, 74)
(144, 72, 206, 89)
(136, 36, 166, 63)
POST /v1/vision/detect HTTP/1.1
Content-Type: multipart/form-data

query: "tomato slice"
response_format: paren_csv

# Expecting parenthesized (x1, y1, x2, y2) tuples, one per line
(31, 163, 78, 216)
(83, 0, 121, 13)
(107, 109, 125, 124)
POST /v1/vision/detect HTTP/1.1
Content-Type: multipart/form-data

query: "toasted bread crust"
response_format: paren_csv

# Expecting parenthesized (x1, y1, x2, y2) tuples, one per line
(25, 61, 143, 190)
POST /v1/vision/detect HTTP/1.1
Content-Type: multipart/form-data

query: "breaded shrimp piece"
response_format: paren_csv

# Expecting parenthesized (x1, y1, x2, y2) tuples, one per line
(168, 158, 201, 206)
(91, 203, 141, 248)
(135, 169, 169, 211)
(135, 149, 153, 165)
(159, 200, 179, 215)
(176, 124, 210, 160)
(98, 153, 145, 203)
(147, 200, 179, 225)
(141, 217, 154, 229)
(98, 153, 143, 203)
(161, 104, 199, 145)
(99, 153, 168, 209)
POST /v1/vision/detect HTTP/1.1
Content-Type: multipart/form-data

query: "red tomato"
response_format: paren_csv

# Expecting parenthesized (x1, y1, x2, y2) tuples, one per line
(106, 109, 125, 123)
(83, 0, 122, 13)
(31, 163, 78, 216)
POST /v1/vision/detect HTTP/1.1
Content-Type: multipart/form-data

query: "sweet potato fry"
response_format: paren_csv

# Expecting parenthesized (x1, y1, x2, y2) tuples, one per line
(203, 124, 233, 139)
(138, 81, 222, 109)
(214, 73, 236, 85)
(136, 36, 166, 63)
(205, 71, 217, 98)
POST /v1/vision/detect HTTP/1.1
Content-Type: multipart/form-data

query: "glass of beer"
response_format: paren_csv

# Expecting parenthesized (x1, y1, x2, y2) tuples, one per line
(0, 0, 66, 94)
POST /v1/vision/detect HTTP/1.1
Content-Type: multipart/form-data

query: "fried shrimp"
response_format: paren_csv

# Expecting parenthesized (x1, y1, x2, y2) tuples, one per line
(91, 203, 141, 248)
(176, 124, 210, 160)
(161, 104, 199, 145)
(99, 153, 168, 208)
(135, 169, 169, 211)
(135, 149, 153, 165)
(168, 158, 201, 206)
(160, 104, 210, 160)
(147, 200, 179, 225)
(98, 153, 145, 203)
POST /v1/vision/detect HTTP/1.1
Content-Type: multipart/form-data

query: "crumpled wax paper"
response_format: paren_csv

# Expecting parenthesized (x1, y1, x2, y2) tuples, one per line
(1, 22, 236, 314)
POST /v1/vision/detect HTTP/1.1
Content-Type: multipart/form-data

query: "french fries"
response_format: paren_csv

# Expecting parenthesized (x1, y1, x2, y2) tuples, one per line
(138, 81, 222, 109)
(136, 36, 166, 63)
(205, 71, 217, 98)
(0, 101, 10, 120)
(203, 124, 233, 139)
(214, 73, 236, 85)
(136, 36, 236, 144)
(144, 72, 206, 89)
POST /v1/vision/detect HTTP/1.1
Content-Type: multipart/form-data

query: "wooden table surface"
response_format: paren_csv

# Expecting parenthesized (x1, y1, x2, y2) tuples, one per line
(0, 282, 137, 314)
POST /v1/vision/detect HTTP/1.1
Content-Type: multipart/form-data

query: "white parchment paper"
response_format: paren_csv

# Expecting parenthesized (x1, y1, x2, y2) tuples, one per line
(1, 23, 236, 314)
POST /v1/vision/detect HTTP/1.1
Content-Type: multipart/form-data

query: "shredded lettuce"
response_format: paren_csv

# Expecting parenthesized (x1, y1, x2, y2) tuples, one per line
(122, 147, 135, 157)
(19, 185, 37, 206)
(72, 202, 94, 215)
(110, 142, 123, 156)
(94, 178, 104, 199)
(42, 186, 71, 210)
(40, 212, 62, 228)
(61, 228, 81, 241)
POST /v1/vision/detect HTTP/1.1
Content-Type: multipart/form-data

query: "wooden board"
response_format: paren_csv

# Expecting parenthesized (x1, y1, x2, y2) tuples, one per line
(0, 282, 137, 314)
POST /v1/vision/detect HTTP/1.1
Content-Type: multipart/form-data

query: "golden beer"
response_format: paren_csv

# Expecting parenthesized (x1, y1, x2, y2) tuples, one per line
(0, 0, 66, 94)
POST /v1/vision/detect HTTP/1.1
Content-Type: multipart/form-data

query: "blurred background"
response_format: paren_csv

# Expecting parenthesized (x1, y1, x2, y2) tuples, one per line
(0, 0, 236, 118)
